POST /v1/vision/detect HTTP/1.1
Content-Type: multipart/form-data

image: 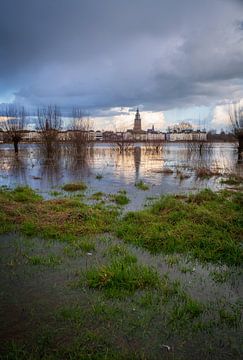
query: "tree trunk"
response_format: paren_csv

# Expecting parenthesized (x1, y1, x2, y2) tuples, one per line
(237, 132, 243, 162)
(14, 140, 19, 154)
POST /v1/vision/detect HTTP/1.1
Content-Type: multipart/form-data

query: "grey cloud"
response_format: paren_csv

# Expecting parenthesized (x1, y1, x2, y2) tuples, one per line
(0, 0, 243, 114)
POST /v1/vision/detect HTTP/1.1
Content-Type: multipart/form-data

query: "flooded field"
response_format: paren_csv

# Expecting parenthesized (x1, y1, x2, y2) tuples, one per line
(0, 142, 242, 210)
(0, 142, 242, 359)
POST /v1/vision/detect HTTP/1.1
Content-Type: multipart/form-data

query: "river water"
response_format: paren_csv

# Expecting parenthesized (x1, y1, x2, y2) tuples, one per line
(0, 142, 242, 210)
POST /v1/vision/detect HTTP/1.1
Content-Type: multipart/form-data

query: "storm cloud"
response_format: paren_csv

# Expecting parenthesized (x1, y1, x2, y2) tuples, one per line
(0, 0, 243, 118)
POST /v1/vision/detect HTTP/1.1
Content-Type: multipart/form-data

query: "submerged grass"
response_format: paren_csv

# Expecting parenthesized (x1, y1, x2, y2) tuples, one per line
(110, 193, 130, 206)
(116, 189, 243, 266)
(62, 182, 87, 192)
(86, 258, 161, 298)
(0, 186, 242, 266)
(135, 180, 149, 191)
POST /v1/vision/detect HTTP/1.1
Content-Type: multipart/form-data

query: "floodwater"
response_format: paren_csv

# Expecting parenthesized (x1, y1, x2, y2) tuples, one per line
(0, 142, 242, 210)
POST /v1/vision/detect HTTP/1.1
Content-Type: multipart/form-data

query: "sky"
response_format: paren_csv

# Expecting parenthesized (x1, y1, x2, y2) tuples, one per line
(0, 0, 243, 130)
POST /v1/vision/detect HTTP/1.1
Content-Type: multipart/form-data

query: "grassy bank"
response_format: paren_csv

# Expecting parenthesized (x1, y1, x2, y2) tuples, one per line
(116, 189, 243, 266)
(0, 186, 242, 265)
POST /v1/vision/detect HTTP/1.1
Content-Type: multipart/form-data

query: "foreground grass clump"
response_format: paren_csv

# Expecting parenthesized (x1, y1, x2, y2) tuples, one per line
(86, 258, 160, 297)
(116, 189, 243, 265)
(25, 254, 62, 266)
(110, 193, 130, 206)
(1, 186, 42, 202)
(62, 182, 87, 192)
(0, 187, 118, 241)
(135, 180, 149, 191)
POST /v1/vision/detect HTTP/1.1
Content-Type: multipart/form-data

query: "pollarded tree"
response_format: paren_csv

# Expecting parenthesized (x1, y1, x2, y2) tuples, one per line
(37, 105, 62, 157)
(2, 105, 26, 154)
(70, 106, 93, 156)
(228, 102, 243, 160)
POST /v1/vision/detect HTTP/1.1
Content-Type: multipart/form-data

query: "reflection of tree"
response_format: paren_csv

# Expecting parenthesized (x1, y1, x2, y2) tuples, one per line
(38, 154, 62, 189)
(6, 152, 27, 184)
(65, 146, 92, 180)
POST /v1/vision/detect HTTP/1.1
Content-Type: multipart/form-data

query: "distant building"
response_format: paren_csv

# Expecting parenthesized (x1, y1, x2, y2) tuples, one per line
(133, 108, 142, 132)
(166, 131, 207, 142)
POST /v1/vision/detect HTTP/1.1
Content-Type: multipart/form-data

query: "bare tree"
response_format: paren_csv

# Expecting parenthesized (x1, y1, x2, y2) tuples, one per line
(2, 105, 26, 154)
(69, 107, 93, 156)
(37, 105, 62, 157)
(228, 102, 243, 160)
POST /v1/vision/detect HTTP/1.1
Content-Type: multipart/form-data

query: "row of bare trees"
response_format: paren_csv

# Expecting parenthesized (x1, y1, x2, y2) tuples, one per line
(1, 102, 243, 159)
(0, 105, 92, 157)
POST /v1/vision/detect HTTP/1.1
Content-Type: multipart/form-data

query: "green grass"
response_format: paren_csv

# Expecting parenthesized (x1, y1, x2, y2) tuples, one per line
(0, 188, 118, 241)
(116, 189, 243, 266)
(49, 190, 62, 196)
(110, 193, 130, 206)
(86, 258, 160, 298)
(25, 254, 62, 266)
(135, 180, 149, 191)
(90, 191, 104, 200)
(0, 186, 42, 202)
(62, 182, 87, 192)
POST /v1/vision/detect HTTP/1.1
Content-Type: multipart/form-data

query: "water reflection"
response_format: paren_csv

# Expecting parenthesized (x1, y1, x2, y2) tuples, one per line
(134, 146, 141, 181)
(0, 143, 242, 200)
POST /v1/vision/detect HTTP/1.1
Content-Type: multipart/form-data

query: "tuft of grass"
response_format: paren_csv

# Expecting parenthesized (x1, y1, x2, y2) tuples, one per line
(210, 269, 232, 283)
(49, 190, 62, 196)
(86, 259, 160, 297)
(21, 221, 38, 237)
(4, 186, 42, 202)
(62, 182, 87, 192)
(135, 180, 149, 191)
(25, 254, 62, 266)
(90, 191, 104, 200)
(106, 244, 137, 264)
(168, 298, 204, 330)
(110, 193, 130, 206)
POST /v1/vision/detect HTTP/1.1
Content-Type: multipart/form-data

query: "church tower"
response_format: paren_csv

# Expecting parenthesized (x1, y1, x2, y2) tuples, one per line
(133, 108, 142, 132)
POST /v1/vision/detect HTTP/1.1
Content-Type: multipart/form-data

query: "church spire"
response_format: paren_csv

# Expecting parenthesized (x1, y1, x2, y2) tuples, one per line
(133, 108, 142, 132)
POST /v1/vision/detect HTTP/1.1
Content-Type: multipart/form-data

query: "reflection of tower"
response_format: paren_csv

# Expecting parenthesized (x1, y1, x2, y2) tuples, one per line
(134, 146, 141, 180)
(133, 108, 142, 132)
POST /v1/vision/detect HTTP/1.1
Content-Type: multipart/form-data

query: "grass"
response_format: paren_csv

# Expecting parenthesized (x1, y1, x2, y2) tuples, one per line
(90, 191, 104, 200)
(110, 193, 130, 206)
(135, 180, 149, 191)
(25, 254, 62, 266)
(64, 238, 95, 256)
(116, 189, 243, 266)
(62, 182, 87, 192)
(1, 186, 42, 202)
(0, 187, 118, 241)
(49, 190, 62, 196)
(210, 269, 232, 283)
(86, 257, 160, 298)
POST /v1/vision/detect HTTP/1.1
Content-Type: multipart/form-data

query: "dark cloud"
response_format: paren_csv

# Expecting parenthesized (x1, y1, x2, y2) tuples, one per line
(0, 0, 243, 114)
